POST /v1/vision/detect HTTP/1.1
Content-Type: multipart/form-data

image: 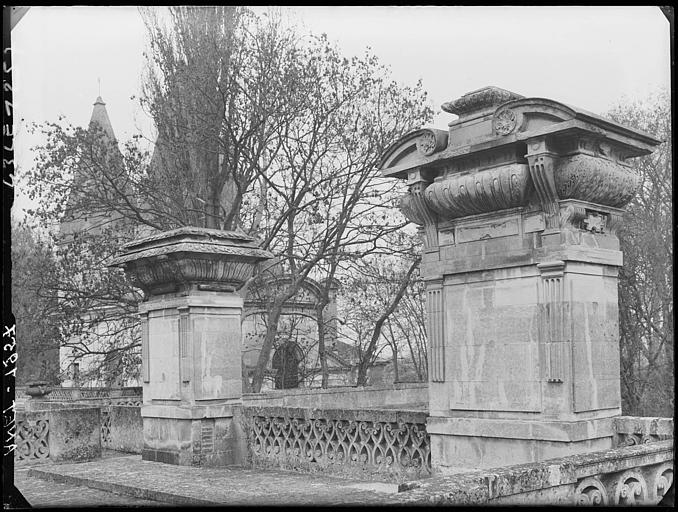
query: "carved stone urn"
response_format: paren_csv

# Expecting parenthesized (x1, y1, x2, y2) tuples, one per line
(379, 86, 661, 472)
(110, 226, 273, 295)
(110, 226, 272, 467)
(24, 380, 52, 398)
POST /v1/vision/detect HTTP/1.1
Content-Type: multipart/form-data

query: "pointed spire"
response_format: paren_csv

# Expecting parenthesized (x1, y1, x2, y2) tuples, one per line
(89, 95, 116, 141)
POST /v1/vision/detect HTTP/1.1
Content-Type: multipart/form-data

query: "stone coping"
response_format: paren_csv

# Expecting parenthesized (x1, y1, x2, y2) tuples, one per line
(110, 226, 272, 266)
(140, 403, 240, 419)
(427, 415, 615, 442)
(19, 403, 100, 413)
(111, 241, 273, 265)
(242, 405, 427, 425)
(243, 381, 427, 400)
(123, 226, 256, 248)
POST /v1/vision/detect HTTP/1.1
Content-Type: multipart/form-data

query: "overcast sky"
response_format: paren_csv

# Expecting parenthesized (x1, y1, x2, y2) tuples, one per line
(10, 6, 671, 217)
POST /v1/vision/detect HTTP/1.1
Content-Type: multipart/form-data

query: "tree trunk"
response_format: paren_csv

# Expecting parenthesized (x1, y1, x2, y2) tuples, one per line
(316, 305, 329, 388)
(356, 256, 420, 386)
(250, 299, 284, 393)
(241, 356, 252, 394)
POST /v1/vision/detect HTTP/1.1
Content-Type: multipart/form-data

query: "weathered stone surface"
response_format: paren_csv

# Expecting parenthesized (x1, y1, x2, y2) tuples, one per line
(105, 406, 143, 454)
(397, 439, 673, 505)
(47, 407, 102, 462)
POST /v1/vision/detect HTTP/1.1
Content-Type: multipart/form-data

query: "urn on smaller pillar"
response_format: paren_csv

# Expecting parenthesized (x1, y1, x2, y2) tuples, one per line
(23, 380, 52, 412)
(110, 226, 272, 466)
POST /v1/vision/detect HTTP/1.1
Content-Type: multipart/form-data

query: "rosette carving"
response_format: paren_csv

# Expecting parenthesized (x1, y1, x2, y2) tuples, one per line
(493, 109, 518, 135)
(416, 129, 448, 156)
(424, 164, 532, 220)
(555, 154, 639, 208)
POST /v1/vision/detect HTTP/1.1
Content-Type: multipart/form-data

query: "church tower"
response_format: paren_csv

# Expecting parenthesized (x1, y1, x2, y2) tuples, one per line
(59, 96, 129, 241)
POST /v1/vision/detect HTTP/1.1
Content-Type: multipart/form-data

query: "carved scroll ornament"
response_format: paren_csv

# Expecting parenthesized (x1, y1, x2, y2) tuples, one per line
(400, 180, 439, 249)
(16, 417, 50, 462)
(574, 477, 608, 505)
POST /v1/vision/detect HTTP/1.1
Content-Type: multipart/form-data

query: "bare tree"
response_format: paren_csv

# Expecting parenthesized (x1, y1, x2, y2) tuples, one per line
(608, 90, 673, 417)
(22, 7, 433, 388)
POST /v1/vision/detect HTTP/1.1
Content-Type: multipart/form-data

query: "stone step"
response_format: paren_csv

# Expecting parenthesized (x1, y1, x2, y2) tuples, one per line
(28, 467, 220, 506)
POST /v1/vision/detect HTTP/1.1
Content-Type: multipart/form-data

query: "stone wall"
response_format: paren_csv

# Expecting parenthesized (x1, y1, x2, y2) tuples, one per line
(243, 382, 427, 410)
(101, 405, 143, 454)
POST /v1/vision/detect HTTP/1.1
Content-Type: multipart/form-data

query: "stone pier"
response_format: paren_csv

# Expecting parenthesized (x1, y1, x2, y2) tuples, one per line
(379, 86, 660, 471)
(111, 227, 272, 466)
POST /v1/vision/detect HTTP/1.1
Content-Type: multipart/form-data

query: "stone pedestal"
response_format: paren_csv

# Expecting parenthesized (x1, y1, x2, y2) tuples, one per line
(110, 227, 272, 466)
(379, 86, 660, 471)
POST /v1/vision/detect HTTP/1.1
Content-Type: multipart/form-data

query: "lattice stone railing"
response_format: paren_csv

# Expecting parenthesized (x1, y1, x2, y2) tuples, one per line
(101, 409, 112, 447)
(243, 406, 431, 482)
(15, 414, 50, 462)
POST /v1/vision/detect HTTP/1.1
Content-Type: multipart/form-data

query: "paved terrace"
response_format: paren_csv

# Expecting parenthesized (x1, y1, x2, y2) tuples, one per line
(15, 451, 411, 507)
(15, 439, 674, 507)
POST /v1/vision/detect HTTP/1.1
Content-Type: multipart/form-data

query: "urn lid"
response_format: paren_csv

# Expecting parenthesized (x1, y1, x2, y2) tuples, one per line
(109, 227, 273, 295)
(110, 226, 273, 266)
(441, 86, 524, 118)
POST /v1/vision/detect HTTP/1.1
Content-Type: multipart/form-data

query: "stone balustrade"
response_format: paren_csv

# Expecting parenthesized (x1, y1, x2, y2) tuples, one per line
(242, 406, 431, 482)
(397, 439, 673, 505)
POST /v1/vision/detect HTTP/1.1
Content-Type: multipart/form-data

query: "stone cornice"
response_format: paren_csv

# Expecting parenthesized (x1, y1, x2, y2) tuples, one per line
(379, 87, 661, 223)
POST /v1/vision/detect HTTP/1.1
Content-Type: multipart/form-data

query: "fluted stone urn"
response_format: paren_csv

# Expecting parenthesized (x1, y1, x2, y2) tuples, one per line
(110, 226, 273, 295)
(110, 226, 272, 467)
(379, 86, 661, 472)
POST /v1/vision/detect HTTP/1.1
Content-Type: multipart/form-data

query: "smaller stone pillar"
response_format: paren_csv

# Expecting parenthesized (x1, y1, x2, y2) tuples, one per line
(110, 227, 272, 466)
